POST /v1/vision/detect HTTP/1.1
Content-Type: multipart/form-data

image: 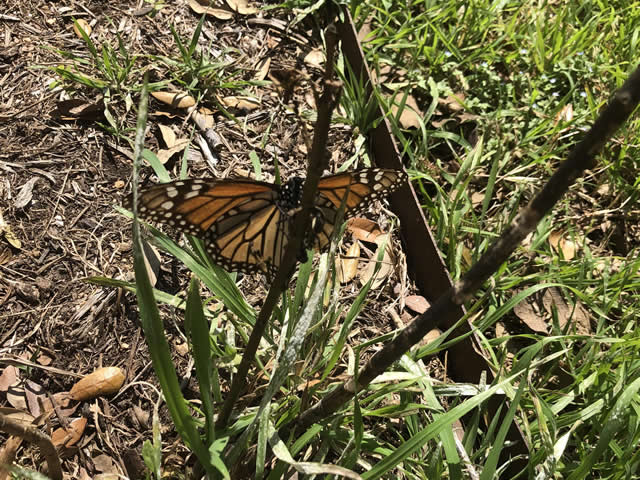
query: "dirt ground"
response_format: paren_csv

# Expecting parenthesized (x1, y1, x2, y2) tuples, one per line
(0, 2, 427, 478)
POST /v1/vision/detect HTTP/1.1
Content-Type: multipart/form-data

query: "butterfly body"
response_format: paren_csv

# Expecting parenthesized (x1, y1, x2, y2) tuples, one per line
(135, 168, 407, 277)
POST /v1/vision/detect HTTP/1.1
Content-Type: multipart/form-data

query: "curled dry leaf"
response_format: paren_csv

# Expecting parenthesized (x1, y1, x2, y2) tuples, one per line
(52, 417, 87, 448)
(225, 0, 259, 15)
(188, 0, 234, 20)
(338, 241, 360, 284)
(220, 95, 261, 111)
(151, 91, 196, 109)
(70, 366, 125, 401)
(73, 18, 92, 38)
(347, 217, 383, 243)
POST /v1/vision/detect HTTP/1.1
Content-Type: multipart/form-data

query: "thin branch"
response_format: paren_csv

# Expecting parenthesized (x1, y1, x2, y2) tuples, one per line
(216, 25, 342, 429)
(294, 64, 640, 429)
(0, 413, 63, 480)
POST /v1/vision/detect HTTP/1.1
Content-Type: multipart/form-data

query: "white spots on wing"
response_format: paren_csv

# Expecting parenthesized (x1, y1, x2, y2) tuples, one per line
(166, 187, 179, 198)
(183, 190, 201, 200)
(160, 201, 174, 210)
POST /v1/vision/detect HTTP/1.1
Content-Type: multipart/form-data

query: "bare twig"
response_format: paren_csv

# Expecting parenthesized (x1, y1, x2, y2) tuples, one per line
(294, 64, 640, 428)
(0, 413, 62, 480)
(216, 25, 341, 429)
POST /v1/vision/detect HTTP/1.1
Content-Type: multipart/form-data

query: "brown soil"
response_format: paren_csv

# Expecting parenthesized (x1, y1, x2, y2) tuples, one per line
(0, 2, 425, 478)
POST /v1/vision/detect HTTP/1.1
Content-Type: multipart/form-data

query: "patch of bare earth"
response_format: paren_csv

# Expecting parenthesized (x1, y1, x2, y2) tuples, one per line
(0, 1, 433, 477)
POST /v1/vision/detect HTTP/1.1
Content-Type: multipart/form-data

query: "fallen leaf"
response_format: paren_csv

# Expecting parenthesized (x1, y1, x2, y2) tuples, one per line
(304, 49, 325, 69)
(225, 0, 259, 15)
(471, 191, 484, 207)
(0, 210, 21, 249)
(52, 98, 104, 121)
(548, 230, 577, 260)
(359, 234, 394, 289)
(390, 93, 423, 129)
(542, 287, 591, 335)
(7, 385, 27, 410)
(51, 417, 87, 448)
(14, 178, 38, 209)
(25, 380, 46, 418)
(338, 241, 360, 284)
(405, 295, 429, 314)
(253, 57, 271, 81)
(0, 366, 18, 391)
(513, 292, 547, 333)
(188, 0, 234, 19)
(554, 103, 574, 124)
(347, 218, 383, 243)
(142, 240, 162, 286)
(220, 95, 260, 111)
(157, 139, 190, 165)
(73, 19, 92, 38)
(150, 91, 196, 109)
(158, 124, 177, 148)
(69, 367, 125, 401)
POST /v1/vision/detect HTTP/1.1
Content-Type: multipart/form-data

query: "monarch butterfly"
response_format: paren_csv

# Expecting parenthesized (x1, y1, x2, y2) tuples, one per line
(133, 168, 407, 277)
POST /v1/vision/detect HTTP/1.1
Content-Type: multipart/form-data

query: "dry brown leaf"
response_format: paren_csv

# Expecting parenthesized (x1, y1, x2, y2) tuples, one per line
(6, 386, 27, 410)
(254, 57, 271, 81)
(513, 293, 547, 333)
(405, 295, 429, 314)
(555, 104, 574, 124)
(220, 95, 261, 111)
(189, 0, 234, 19)
(0, 367, 18, 392)
(93, 453, 118, 475)
(192, 109, 215, 129)
(157, 139, 190, 165)
(390, 93, 423, 129)
(25, 380, 46, 417)
(359, 234, 393, 289)
(548, 230, 562, 251)
(141, 240, 162, 286)
(158, 124, 177, 148)
(439, 93, 465, 112)
(304, 49, 325, 69)
(73, 18, 92, 38)
(0, 210, 21, 249)
(69, 367, 125, 401)
(14, 178, 38, 209)
(542, 287, 591, 335)
(225, 0, 259, 15)
(51, 417, 87, 448)
(549, 230, 577, 260)
(347, 217, 383, 243)
(471, 191, 484, 207)
(52, 98, 104, 121)
(338, 241, 360, 284)
(151, 91, 196, 109)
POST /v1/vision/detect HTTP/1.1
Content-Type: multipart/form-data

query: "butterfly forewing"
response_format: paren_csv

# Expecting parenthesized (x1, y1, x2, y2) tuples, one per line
(133, 168, 407, 278)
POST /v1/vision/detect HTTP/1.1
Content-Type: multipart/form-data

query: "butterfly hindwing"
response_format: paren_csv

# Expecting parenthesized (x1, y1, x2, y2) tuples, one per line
(133, 168, 407, 277)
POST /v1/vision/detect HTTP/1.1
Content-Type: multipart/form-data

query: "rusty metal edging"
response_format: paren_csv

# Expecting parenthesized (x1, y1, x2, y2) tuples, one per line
(337, 9, 528, 474)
